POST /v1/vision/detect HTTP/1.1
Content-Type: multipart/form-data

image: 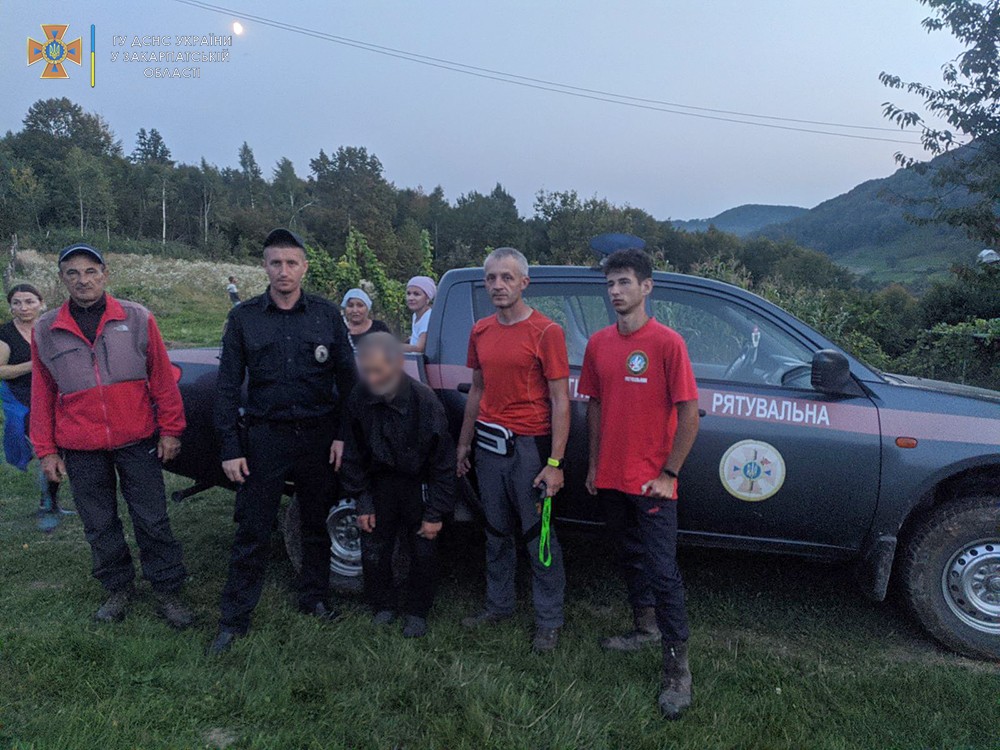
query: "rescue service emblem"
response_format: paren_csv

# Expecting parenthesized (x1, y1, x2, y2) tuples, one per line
(719, 439, 786, 502)
(626, 350, 649, 376)
(314, 344, 329, 363)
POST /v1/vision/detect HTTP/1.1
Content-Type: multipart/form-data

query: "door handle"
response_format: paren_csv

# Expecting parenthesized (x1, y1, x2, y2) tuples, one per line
(458, 382, 472, 394)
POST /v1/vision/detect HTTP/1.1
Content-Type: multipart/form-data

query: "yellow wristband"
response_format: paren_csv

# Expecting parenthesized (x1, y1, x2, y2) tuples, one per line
(547, 457, 564, 469)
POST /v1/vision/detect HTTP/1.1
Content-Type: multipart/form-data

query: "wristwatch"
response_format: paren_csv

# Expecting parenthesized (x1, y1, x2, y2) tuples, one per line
(547, 457, 564, 469)
(662, 468, 679, 479)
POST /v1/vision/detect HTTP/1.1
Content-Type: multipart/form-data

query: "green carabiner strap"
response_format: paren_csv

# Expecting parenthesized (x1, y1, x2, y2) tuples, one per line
(538, 494, 553, 568)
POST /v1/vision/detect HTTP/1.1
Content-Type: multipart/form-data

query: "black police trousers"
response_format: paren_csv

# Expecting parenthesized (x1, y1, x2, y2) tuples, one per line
(361, 474, 439, 619)
(601, 490, 690, 642)
(219, 420, 336, 634)
(64, 436, 186, 594)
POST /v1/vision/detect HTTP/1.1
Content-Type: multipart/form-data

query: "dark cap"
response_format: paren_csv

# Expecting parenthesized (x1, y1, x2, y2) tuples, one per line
(263, 228, 306, 251)
(58, 243, 105, 266)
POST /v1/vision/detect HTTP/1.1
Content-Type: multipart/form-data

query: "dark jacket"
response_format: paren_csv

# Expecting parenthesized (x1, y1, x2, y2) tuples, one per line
(214, 289, 357, 460)
(31, 294, 186, 457)
(341, 374, 456, 523)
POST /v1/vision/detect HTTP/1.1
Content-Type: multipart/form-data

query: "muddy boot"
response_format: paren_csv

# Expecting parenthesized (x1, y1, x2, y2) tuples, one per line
(658, 641, 693, 720)
(600, 607, 661, 652)
(94, 585, 136, 623)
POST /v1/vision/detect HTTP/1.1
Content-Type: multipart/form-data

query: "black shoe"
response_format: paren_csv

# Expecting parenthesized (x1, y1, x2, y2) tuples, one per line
(402, 615, 428, 638)
(300, 601, 342, 622)
(532, 626, 560, 653)
(373, 610, 396, 626)
(207, 629, 241, 656)
(94, 585, 135, 623)
(461, 610, 512, 630)
(155, 592, 196, 630)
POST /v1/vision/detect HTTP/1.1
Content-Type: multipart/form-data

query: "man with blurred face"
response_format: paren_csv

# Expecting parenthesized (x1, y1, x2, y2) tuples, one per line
(579, 248, 700, 719)
(30, 244, 192, 628)
(340, 333, 455, 638)
(210, 228, 357, 655)
(456, 247, 571, 653)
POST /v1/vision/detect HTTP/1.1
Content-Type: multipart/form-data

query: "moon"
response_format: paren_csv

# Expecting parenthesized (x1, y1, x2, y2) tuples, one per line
(232, 21, 244, 35)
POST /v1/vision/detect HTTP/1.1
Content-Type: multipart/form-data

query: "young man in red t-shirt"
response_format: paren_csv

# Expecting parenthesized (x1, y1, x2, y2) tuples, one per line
(457, 247, 571, 653)
(579, 248, 700, 719)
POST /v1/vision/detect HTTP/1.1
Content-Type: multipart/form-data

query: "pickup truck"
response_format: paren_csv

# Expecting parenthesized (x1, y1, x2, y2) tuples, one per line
(167, 265, 1000, 660)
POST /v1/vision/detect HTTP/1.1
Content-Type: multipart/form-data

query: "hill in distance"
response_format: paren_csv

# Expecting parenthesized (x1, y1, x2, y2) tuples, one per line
(672, 204, 808, 236)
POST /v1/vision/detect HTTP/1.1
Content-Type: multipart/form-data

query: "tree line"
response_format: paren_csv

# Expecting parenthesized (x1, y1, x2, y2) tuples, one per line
(0, 97, 996, 388)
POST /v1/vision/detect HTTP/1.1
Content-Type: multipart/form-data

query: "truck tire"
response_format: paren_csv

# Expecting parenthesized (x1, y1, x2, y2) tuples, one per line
(282, 496, 363, 592)
(901, 495, 1000, 660)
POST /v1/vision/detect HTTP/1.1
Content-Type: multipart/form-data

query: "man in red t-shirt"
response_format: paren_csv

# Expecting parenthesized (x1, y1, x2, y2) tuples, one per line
(578, 248, 700, 719)
(456, 247, 570, 653)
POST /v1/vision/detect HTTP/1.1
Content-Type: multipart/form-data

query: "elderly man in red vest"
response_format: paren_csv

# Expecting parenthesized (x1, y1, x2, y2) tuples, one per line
(31, 243, 194, 628)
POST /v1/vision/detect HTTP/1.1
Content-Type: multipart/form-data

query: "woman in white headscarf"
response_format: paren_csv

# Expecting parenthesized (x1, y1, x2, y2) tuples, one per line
(402, 275, 436, 354)
(341, 288, 390, 355)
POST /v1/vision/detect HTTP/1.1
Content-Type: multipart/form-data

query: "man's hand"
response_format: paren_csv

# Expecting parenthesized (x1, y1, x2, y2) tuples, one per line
(585, 464, 598, 496)
(329, 440, 345, 471)
(222, 457, 250, 484)
(533, 465, 564, 497)
(157, 435, 181, 462)
(418, 520, 443, 540)
(40, 454, 67, 483)
(357, 514, 376, 533)
(641, 473, 677, 500)
(456, 443, 472, 477)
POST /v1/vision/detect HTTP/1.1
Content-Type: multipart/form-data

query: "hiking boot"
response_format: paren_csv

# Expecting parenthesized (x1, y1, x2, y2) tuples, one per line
(461, 610, 511, 630)
(373, 610, 396, 626)
(532, 626, 560, 653)
(402, 615, 428, 638)
(300, 601, 342, 623)
(94, 585, 135, 623)
(207, 629, 241, 656)
(658, 641, 693, 720)
(155, 591, 196, 630)
(600, 606, 661, 652)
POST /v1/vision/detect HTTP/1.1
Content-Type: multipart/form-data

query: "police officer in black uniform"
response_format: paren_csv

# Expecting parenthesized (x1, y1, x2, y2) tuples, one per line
(208, 228, 357, 655)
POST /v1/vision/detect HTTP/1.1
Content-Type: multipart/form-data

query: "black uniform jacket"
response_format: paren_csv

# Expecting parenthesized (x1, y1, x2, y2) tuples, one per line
(340, 374, 457, 523)
(214, 289, 357, 460)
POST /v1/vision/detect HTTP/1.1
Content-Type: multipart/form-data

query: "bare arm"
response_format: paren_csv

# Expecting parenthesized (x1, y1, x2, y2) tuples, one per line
(534, 377, 570, 496)
(0, 340, 31, 381)
(665, 400, 700, 475)
(401, 331, 427, 353)
(456, 369, 484, 476)
(585, 397, 601, 495)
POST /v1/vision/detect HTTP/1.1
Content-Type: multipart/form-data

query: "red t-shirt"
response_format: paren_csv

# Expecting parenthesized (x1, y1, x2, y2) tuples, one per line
(466, 309, 570, 436)
(578, 318, 698, 497)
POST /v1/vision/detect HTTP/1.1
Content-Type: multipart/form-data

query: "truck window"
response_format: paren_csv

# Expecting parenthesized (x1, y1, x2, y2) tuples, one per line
(650, 289, 814, 387)
(473, 283, 613, 367)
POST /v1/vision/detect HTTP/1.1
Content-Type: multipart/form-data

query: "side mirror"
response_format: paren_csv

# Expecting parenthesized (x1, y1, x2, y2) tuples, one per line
(811, 349, 853, 395)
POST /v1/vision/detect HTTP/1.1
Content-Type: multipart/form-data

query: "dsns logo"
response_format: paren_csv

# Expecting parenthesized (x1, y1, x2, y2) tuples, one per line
(27, 24, 82, 79)
(626, 350, 649, 376)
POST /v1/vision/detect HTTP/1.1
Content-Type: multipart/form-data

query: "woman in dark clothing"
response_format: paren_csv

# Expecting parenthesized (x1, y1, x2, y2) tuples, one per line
(0, 283, 67, 531)
(341, 288, 390, 355)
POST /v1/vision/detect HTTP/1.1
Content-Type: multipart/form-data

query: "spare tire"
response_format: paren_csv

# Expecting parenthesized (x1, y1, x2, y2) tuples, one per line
(282, 496, 363, 592)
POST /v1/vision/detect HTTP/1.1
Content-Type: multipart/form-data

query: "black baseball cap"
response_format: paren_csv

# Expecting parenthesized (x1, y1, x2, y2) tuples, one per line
(263, 228, 306, 251)
(58, 243, 105, 266)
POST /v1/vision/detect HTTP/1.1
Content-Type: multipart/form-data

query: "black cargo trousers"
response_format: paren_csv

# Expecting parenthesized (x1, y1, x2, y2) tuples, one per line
(64, 436, 186, 594)
(219, 418, 336, 634)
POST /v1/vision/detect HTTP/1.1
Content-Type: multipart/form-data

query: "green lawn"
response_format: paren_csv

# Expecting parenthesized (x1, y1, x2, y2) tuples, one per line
(1, 467, 998, 750)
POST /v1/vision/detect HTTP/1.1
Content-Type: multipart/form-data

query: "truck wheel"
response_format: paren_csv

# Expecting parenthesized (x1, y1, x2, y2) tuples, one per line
(282, 496, 363, 584)
(901, 495, 1000, 660)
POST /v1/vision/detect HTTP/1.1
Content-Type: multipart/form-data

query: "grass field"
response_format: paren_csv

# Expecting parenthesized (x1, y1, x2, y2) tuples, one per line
(1, 466, 998, 750)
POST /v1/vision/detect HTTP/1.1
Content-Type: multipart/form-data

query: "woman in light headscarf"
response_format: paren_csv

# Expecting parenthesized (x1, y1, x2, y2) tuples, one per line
(341, 288, 390, 355)
(402, 275, 436, 354)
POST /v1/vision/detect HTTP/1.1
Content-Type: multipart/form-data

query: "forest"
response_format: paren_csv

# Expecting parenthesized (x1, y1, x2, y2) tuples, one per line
(0, 97, 996, 388)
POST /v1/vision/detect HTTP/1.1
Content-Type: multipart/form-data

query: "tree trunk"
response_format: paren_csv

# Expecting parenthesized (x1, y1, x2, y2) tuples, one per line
(161, 179, 167, 246)
(78, 191, 84, 236)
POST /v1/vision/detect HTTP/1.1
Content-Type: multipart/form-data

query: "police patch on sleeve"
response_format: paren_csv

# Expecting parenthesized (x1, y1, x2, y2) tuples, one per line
(719, 439, 786, 502)
(314, 344, 329, 363)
